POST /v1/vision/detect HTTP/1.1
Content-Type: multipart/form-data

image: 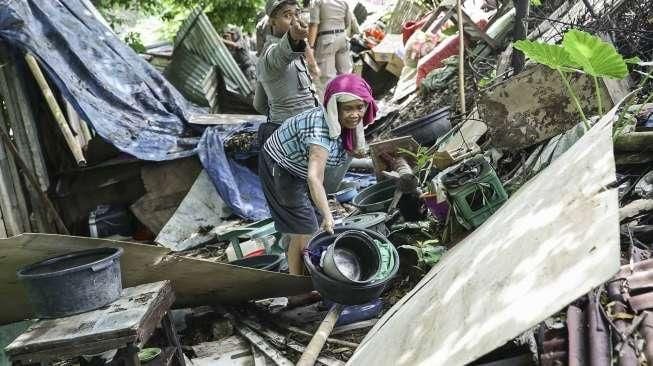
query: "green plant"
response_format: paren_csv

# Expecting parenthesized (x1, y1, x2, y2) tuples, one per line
(398, 146, 435, 192)
(123, 31, 146, 53)
(514, 29, 633, 130)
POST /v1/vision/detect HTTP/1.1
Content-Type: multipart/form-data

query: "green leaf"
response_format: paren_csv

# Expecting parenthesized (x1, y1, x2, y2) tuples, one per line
(513, 40, 578, 71)
(625, 56, 643, 64)
(562, 29, 628, 79)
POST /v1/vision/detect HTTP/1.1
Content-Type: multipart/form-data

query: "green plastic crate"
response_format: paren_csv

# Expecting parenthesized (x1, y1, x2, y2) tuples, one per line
(443, 155, 508, 228)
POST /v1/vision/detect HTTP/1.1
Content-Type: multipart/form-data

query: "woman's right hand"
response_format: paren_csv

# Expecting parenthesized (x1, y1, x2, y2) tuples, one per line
(320, 214, 335, 235)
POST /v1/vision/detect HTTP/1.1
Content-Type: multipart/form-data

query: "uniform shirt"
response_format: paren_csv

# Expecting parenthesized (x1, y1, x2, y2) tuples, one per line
(253, 33, 319, 125)
(309, 0, 351, 31)
(264, 106, 347, 179)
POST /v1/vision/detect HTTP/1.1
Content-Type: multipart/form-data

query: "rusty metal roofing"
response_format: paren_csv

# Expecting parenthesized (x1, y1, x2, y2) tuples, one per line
(164, 49, 219, 111)
(174, 7, 253, 97)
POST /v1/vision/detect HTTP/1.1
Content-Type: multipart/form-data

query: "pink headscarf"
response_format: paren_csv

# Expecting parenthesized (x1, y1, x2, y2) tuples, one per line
(324, 74, 378, 152)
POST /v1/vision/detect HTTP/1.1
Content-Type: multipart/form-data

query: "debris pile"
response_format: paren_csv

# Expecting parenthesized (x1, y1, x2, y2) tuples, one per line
(0, 0, 652, 364)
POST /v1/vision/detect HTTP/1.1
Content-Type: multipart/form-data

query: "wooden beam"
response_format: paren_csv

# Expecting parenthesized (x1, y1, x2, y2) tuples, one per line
(0, 127, 69, 234)
(297, 304, 344, 366)
(24, 53, 86, 166)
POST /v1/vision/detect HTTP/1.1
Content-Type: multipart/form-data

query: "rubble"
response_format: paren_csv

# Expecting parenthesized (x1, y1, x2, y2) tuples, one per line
(0, 0, 651, 364)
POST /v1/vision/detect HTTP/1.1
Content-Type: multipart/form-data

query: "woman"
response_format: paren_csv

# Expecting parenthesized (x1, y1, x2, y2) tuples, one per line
(259, 74, 378, 275)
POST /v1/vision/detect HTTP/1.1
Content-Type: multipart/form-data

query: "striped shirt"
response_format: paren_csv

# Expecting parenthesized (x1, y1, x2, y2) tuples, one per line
(264, 107, 347, 179)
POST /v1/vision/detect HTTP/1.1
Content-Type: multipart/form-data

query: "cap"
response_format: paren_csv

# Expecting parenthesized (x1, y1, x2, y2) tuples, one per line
(265, 0, 298, 16)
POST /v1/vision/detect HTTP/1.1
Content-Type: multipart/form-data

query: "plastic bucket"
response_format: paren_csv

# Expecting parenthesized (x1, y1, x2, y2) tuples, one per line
(230, 254, 284, 272)
(17, 247, 124, 318)
(352, 180, 396, 213)
(304, 228, 399, 305)
(321, 231, 381, 284)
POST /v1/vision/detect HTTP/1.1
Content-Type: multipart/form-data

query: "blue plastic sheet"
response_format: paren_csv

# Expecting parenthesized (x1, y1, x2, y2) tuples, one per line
(198, 122, 270, 221)
(0, 0, 270, 220)
(0, 0, 200, 161)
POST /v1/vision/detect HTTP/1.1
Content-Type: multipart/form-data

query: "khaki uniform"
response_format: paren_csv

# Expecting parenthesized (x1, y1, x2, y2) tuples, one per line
(310, 0, 353, 96)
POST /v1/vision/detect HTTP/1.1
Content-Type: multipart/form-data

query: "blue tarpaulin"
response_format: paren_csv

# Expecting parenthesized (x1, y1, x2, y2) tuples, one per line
(0, 0, 269, 220)
(198, 123, 269, 221)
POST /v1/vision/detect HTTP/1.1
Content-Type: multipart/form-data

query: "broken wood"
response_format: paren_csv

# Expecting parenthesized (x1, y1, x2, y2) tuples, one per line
(331, 319, 378, 335)
(235, 323, 294, 366)
(0, 127, 69, 234)
(620, 199, 653, 222)
(241, 319, 345, 366)
(24, 53, 86, 166)
(456, 0, 466, 116)
(276, 322, 359, 348)
(297, 304, 344, 366)
(614, 131, 653, 152)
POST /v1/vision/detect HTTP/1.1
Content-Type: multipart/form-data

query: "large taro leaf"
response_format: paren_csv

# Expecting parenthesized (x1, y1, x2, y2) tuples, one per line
(513, 40, 578, 71)
(562, 29, 628, 79)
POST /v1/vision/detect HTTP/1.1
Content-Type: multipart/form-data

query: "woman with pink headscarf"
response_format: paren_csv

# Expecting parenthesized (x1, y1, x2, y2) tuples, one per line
(259, 74, 378, 275)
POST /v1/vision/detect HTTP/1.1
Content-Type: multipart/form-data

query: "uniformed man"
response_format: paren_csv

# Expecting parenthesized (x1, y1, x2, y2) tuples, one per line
(222, 25, 256, 84)
(254, 0, 320, 146)
(307, 0, 357, 99)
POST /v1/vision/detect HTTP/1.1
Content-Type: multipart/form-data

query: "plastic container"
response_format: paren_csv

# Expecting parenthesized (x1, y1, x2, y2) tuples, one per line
(321, 231, 381, 284)
(442, 155, 508, 228)
(352, 180, 396, 213)
(230, 254, 284, 272)
(390, 107, 451, 146)
(423, 194, 449, 221)
(323, 298, 384, 326)
(17, 247, 124, 318)
(304, 228, 399, 305)
(89, 205, 135, 238)
(337, 212, 388, 236)
(332, 187, 358, 203)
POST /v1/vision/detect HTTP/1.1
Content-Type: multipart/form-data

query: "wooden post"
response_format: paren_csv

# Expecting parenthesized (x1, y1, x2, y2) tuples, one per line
(1, 55, 54, 232)
(0, 64, 31, 234)
(0, 106, 24, 235)
(511, 0, 530, 74)
(24, 53, 86, 166)
(297, 304, 344, 366)
(0, 127, 69, 234)
(456, 0, 466, 115)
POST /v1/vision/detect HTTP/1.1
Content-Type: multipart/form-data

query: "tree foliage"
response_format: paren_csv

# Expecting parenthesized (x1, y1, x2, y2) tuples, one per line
(95, 0, 265, 34)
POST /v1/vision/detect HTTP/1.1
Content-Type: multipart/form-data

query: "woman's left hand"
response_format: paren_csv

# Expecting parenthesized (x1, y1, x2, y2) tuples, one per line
(350, 148, 368, 159)
(320, 215, 335, 234)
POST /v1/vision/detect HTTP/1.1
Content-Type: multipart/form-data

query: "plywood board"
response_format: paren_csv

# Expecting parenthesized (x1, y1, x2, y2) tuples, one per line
(348, 107, 620, 365)
(0, 234, 312, 325)
(156, 170, 232, 251)
(478, 64, 613, 149)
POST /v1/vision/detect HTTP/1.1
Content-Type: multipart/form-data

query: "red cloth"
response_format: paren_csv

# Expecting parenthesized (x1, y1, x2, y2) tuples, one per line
(324, 74, 378, 152)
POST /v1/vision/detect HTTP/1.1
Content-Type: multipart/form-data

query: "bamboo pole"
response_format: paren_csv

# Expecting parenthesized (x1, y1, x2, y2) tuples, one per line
(1, 52, 50, 191)
(297, 304, 344, 366)
(0, 111, 23, 235)
(0, 62, 31, 233)
(24, 53, 86, 166)
(456, 0, 466, 116)
(0, 126, 69, 234)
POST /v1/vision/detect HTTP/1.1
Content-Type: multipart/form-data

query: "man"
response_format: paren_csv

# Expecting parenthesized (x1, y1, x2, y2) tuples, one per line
(254, 0, 320, 146)
(222, 25, 256, 84)
(307, 0, 357, 99)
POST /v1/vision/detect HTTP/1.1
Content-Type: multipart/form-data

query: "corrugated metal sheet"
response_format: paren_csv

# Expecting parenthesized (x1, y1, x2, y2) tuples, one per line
(164, 50, 219, 111)
(174, 7, 253, 96)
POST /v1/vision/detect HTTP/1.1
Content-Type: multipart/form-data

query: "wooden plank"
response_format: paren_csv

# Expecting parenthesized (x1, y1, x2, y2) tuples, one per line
(5, 281, 172, 356)
(234, 323, 294, 366)
(2, 55, 50, 192)
(0, 53, 31, 233)
(188, 113, 265, 126)
(156, 170, 232, 251)
(348, 105, 621, 365)
(192, 336, 251, 358)
(24, 53, 86, 166)
(0, 234, 313, 325)
(0, 96, 24, 235)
